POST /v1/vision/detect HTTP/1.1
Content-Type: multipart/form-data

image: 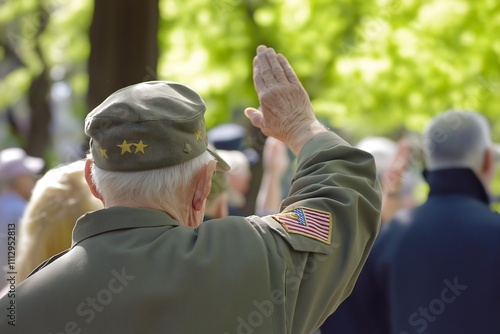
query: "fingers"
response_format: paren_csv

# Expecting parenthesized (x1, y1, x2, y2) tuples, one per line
(244, 108, 264, 129)
(256, 45, 287, 86)
(253, 56, 266, 92)
(398, 138, 411, 158)
(277, 54, 299, 84)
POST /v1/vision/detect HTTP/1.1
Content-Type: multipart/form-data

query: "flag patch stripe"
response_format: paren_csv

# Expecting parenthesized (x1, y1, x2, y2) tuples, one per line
(279, 217, 330, 235)
(272, 207, 332, 244)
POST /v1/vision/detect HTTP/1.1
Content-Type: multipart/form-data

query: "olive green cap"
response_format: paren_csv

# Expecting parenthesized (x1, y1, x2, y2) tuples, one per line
(84, 81, 230, 172)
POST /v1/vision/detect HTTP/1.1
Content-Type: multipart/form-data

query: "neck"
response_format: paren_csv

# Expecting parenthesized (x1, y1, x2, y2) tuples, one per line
(424, 168, 490, 205)
(104, 199, 202, 227)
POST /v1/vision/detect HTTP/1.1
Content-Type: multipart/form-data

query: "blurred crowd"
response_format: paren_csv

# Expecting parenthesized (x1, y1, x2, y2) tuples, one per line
(1, 108, 500, 333)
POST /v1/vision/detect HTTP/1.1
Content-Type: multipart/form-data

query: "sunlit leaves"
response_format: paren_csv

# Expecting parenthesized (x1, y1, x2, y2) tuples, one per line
(0, 67, 32, 110)
(1, 0, 499, 142)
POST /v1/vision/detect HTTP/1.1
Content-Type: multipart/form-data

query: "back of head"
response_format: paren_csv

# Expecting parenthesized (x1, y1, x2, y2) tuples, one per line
(217, 150, 251, 192)
(217, 150, 250, 178)
(17, 160, 102, 282)
(356, 136, 397, 179)
(216, 150, 251, 209)
(84, 81, 229, 224)
(423, 110, 492, 173)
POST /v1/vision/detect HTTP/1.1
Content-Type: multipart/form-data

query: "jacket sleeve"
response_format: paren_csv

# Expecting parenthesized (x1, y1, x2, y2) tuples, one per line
(260, 131, 382, 333)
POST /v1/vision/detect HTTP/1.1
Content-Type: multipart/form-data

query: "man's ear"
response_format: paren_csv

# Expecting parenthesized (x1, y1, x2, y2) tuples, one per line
(84, 159, 104, 203)
(192, 160, 217, 211)
(482, 147, 493, 175)
(479, 147, 496, 191)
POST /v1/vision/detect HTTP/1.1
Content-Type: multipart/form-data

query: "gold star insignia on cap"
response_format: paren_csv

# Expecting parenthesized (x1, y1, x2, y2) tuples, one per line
(117, 140, 133, 155)
(133, 140, 148, 154)
(195, 129, 202, 141)
(98, 147, 108, 159)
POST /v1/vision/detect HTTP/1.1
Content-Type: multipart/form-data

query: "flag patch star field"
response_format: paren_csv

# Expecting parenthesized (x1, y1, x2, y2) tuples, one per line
(272, 207, 332, 244)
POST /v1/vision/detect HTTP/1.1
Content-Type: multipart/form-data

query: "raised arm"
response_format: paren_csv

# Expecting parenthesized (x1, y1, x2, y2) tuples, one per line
(246, 45, 382, 333)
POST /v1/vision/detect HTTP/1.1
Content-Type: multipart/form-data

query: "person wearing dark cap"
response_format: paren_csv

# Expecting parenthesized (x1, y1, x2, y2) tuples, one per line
(208, 123, 259, 216)
(0, 46, 381, 333)
(208, 123, 260, 164)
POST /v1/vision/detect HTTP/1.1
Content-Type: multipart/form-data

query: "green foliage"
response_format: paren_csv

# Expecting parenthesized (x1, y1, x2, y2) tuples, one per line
(1, 0, 500, 143)
(0, 0, 93, 115)
(155, 0, 500, 144)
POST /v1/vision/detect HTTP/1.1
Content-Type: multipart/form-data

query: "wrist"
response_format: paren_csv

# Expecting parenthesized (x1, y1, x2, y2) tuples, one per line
(287, 121, 327, 155)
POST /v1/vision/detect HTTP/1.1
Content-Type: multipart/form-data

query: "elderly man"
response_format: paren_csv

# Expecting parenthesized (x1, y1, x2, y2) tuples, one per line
(321, 110, 500, 334)
(0, 46, 381, 333)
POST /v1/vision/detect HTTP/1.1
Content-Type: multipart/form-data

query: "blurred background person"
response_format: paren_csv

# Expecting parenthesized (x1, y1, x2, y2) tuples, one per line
(0, 147, 44, 290)
(208, 123, 260, 216)
(205, 137, 291, 219)
(216, 149, 251, 216)
(15, 160, 102, 284)
(203, 170, 230, 220)
(207, 123, 260, 165)
(321, 110, 500, 333)
(255, 136, 291, 216)
(0, 148, 44, 226)
(356, 136, 423, 224)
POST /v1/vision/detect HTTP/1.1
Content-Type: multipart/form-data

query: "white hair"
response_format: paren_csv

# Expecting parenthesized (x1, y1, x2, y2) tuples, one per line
(423, 110, 492, 172)
(90, 151, 215, 207)
(216, 150, 250, 177)
(356, 136, 397, 178)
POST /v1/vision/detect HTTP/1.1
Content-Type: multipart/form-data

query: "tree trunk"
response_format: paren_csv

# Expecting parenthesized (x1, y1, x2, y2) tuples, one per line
(26, 5, 51, 159)
(87, 0, 159, 112)
(26, 68, 51, 158)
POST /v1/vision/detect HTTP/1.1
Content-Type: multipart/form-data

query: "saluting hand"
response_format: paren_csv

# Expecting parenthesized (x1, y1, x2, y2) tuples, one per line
(245, 45, 326, 155)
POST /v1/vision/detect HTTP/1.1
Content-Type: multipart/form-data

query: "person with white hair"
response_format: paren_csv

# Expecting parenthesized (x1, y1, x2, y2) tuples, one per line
(0, 46, 381, 333)
(216, 149, 252, 216)
(423, 110, 496, 185)
(321, 109, 500, 334)
(356, 136, 423, 224)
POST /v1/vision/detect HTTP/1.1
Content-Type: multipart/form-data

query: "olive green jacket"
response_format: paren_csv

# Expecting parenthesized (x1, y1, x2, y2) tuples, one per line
(0, 132, 381, 333)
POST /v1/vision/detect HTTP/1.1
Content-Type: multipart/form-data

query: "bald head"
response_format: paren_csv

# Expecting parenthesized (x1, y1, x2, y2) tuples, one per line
(423, 110, 492, 174)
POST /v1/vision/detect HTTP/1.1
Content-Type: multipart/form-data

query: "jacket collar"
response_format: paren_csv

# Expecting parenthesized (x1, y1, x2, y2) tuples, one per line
(423, 168, 490, 205)
(71, 206, 180, 247)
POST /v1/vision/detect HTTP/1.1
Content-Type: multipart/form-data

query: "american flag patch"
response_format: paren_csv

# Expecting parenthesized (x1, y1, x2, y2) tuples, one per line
(272, 207, 332, 244)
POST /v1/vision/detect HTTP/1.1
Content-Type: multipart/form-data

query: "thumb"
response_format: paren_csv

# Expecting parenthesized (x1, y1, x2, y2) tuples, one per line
(244, 107, 264, 129)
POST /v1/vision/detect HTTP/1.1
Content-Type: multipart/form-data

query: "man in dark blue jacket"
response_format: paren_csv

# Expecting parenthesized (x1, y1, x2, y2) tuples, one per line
(321, 110, 500, 334)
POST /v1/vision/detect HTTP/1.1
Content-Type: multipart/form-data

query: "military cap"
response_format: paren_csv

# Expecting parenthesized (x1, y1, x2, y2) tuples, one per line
(85, 81, 230, 172)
